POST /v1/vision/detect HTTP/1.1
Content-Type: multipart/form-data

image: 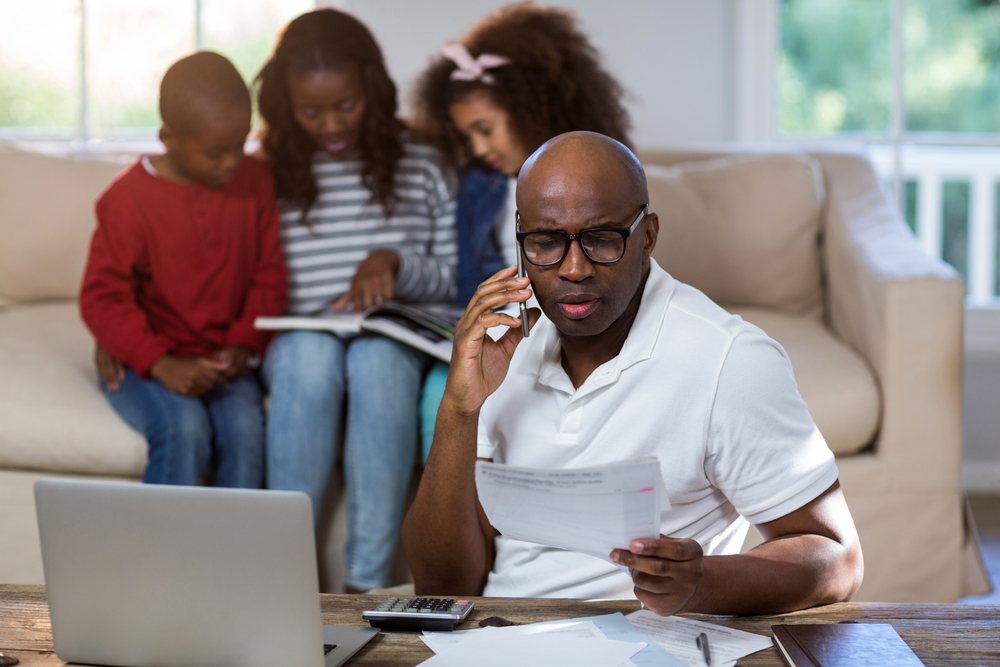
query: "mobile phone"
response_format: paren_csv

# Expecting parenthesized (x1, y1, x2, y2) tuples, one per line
(516, 245, 530, 338)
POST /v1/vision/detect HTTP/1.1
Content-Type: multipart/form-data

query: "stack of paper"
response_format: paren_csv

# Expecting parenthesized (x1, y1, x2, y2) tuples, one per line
(626, 610, 772, 667)
(417, 613, 688, 667)
(475, 458, 668, 564)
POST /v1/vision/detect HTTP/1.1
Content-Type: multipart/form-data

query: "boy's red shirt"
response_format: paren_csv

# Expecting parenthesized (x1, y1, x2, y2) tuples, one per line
(80, 155, 288, 378)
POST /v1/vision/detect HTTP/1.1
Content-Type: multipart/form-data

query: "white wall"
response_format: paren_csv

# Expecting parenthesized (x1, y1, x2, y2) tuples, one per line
(343, 0, 736, 149)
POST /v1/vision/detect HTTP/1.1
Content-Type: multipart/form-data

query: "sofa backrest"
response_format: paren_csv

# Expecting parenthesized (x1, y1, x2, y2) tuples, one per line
(0, 144, 128, 307)
(642, 151, 827, 321)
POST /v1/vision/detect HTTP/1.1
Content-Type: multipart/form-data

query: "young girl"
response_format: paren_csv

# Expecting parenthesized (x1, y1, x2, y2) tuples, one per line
(256, 8, 456, 592)
(411, 3, 632, 460)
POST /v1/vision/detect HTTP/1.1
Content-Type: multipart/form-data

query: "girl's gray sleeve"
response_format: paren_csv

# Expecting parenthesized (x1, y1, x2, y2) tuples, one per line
(394, 155, 458, 303)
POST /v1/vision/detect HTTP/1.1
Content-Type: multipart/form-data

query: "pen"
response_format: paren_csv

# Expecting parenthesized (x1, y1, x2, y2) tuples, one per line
(696, 632, 712, 666)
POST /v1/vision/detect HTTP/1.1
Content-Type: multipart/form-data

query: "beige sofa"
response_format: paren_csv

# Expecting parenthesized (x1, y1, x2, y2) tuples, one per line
(641, 147, 975, 602)
(0, 142, 980, 601)
(0, 143, 407, 593)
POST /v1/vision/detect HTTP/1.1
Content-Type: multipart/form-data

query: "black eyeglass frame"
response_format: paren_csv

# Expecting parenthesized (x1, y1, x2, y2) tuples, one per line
(515, 204, 649, 266)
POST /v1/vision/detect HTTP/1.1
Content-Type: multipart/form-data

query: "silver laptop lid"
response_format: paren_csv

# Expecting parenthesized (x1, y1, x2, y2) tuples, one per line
(35, 479, 324, 667)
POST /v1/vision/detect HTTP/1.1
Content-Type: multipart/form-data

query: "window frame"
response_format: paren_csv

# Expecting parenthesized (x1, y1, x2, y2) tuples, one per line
(0, 0, 329, 148)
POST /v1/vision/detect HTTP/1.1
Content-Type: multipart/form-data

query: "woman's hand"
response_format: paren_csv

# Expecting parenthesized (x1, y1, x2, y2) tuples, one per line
(443, 266, 540, 417)
(332, 249, 400, 313)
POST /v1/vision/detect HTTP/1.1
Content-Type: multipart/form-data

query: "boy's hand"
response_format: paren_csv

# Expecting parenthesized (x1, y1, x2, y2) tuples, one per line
(332, 249, 400, 313)
(149, 354, 225, 397)
(205, 346, 253, 379)
(94, 343, 125, 392)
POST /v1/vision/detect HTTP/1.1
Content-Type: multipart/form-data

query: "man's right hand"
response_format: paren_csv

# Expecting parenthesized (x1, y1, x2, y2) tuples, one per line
(149, 354, 225, 397)
(445, 266, 540, 416)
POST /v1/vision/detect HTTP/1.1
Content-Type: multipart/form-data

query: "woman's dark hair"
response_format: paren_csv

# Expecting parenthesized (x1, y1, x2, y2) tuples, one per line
(257, 8, 404, 220)
(411, 2, 632, 170)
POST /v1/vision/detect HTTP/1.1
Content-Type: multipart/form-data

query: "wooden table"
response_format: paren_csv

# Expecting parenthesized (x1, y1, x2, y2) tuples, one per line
(1, 585, 997, 665)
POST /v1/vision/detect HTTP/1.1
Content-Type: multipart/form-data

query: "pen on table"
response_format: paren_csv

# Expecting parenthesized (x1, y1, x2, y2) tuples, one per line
(696, 631, 712, 666)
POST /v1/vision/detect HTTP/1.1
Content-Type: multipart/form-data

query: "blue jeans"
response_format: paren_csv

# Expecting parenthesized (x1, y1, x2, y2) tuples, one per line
(104, 369, 265, 487)
(262, 331, 428, 590)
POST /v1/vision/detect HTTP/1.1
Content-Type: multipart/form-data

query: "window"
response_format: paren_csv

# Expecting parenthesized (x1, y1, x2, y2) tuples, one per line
(773, 0, 1000, 300)
(0, 0, 315, 143)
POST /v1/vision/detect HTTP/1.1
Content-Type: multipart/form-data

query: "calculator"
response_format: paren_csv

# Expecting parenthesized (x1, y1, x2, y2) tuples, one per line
(361, 597, 475, 631)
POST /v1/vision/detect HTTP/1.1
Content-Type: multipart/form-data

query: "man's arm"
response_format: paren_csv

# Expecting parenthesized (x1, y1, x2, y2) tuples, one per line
(402, 266, 536, 595)
(612, 479, 863, 616)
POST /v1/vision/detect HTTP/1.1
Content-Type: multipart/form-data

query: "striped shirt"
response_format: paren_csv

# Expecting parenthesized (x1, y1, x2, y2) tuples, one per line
(280, 139, 457, 315)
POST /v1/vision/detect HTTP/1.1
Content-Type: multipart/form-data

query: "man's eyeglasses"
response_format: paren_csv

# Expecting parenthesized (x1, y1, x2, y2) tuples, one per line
(515, 205, 648, 266)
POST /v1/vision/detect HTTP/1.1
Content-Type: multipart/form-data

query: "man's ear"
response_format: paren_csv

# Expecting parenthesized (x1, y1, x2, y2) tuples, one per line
(642, 212, 660, 261)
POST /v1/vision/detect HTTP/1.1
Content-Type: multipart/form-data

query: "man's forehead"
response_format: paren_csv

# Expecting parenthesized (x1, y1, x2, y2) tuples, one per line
(516, 164, 638, 226)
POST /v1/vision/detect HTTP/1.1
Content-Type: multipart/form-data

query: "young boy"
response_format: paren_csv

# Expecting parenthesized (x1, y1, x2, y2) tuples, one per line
(80, 51, 288, 488)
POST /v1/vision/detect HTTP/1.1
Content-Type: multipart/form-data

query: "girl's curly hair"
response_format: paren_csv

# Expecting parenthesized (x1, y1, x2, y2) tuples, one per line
(411, 2, 632, 171)
(256, 8, 404, 220)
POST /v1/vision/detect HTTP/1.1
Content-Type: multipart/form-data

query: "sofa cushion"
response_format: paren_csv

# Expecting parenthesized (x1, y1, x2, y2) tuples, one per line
(646, 153, 826, 320)
(0, 144, 127, 307)
(0, 301, 146, 476)
(729, 306, 880, 456)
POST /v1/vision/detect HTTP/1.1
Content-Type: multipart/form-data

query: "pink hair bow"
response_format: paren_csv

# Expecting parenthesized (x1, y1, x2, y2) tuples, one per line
(441, 42, 511, 85)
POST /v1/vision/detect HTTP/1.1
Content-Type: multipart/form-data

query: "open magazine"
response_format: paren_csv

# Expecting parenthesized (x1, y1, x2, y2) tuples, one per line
(254, 302, 465, 363)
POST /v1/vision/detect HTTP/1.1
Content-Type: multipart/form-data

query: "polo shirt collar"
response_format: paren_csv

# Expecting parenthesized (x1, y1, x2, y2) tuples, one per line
(534, 260, 676, 396)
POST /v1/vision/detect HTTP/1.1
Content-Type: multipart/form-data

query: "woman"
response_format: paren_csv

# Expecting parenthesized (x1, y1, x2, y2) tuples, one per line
(411, 3, 632, 460)
(257, 8, 456, 592)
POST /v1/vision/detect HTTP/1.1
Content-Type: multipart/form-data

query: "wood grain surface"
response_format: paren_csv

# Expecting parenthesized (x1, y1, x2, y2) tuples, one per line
(1, 585, 997, 666)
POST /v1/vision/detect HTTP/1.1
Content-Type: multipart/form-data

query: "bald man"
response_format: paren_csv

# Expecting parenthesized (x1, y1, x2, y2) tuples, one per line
(402, 132, 863, 616)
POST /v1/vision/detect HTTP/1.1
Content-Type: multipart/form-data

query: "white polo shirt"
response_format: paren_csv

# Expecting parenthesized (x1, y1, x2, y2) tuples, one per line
(476, 260, 839, 599)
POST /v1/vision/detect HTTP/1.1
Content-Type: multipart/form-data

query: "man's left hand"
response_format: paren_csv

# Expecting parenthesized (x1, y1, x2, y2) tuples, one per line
(611, 536, 703, 616)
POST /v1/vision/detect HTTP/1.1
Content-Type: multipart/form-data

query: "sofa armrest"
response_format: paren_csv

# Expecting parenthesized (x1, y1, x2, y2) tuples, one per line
(812, 151, 964, 491)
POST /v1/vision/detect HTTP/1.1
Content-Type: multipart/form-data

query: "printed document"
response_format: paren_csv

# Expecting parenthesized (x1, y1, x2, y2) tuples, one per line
(475, 458, 667, 564)
(626, 610, 772, 667)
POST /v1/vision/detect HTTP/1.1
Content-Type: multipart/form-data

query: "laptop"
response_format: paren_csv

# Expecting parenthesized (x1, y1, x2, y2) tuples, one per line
(34, 479, 378, 667)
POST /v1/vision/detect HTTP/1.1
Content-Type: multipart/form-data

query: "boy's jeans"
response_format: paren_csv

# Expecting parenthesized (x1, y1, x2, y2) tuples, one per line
(262, 330, 427, 591)
(104, 369, 265, 488)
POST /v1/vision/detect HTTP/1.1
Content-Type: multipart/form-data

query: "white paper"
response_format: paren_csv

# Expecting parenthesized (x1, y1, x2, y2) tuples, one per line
(416, 633, 645, 667)
(421, 620, 607, 654)
(254, 314, 453, 362)
(626, 610, 771, 666)
(475, 458, 667, 564)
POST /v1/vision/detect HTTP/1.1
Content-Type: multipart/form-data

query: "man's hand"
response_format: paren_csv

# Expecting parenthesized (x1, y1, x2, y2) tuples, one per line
(611, 536, 704, 616)
(445, 265, 539, 416)
(205, 345, 253, 380)
(149, 354, 225, 397)
(94, 343, 125, 392)
(332, 249, 400, 313)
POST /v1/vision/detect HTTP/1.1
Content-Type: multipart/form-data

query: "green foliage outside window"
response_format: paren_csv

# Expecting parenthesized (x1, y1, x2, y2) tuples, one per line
(781, 0, 1000, 135)
(0, 70, 76, 127)
(779, 0, 891, 133)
